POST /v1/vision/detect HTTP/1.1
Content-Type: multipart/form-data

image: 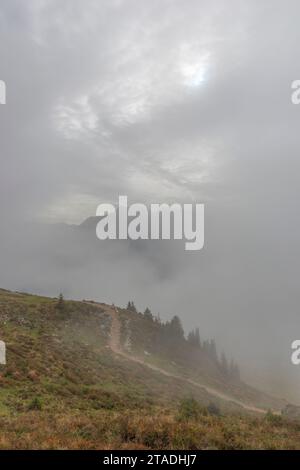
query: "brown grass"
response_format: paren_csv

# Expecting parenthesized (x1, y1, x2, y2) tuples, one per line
(0, 408, 299, 450)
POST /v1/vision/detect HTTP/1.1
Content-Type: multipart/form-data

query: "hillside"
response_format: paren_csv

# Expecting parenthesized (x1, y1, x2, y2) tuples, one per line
(0, 288, 298, 450)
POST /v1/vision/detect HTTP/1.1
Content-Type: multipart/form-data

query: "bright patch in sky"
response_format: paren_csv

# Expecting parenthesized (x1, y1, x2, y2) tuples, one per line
(180, 50, 210, 88)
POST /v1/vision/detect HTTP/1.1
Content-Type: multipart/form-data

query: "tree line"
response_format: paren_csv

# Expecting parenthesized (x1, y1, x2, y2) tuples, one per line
(126, 300, 240, 382)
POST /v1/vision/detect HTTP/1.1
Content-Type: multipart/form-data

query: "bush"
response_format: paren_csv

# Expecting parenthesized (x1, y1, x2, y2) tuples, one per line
(28, 397, 43, 411)
(118, 414, 136, 442)
(176, 397, 207, 421)
(265, 410, 283, 425)
(207, 402, 221, 416)
(140, 427, 170, 448)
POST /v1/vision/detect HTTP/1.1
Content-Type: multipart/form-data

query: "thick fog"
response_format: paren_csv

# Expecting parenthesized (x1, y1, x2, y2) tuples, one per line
(0, 0, 300, 403)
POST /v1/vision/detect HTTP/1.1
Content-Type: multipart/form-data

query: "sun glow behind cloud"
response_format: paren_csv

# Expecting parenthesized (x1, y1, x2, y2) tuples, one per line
(180, 46, 211, 88)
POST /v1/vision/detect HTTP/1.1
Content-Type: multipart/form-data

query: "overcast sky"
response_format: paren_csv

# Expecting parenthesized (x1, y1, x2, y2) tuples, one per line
(1, 0, 300, 402)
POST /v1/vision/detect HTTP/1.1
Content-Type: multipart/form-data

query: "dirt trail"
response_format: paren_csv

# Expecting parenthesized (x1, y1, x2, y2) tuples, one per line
(93, 303, 268, 415)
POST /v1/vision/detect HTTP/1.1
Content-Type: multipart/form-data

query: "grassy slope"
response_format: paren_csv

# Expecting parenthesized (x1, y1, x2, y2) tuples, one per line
(0, 288, 298, 450)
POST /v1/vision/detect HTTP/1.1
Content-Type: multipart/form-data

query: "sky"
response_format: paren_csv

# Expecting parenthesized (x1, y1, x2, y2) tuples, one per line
(1, 0, 300, 402)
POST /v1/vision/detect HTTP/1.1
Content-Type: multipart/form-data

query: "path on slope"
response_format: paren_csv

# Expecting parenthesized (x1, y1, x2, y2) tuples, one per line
(97, 303, 267, 415)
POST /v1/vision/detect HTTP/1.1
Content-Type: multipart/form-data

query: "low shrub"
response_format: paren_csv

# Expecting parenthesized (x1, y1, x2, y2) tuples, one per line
(176, 397, 207, 421)
(28, 397, 43, 411)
